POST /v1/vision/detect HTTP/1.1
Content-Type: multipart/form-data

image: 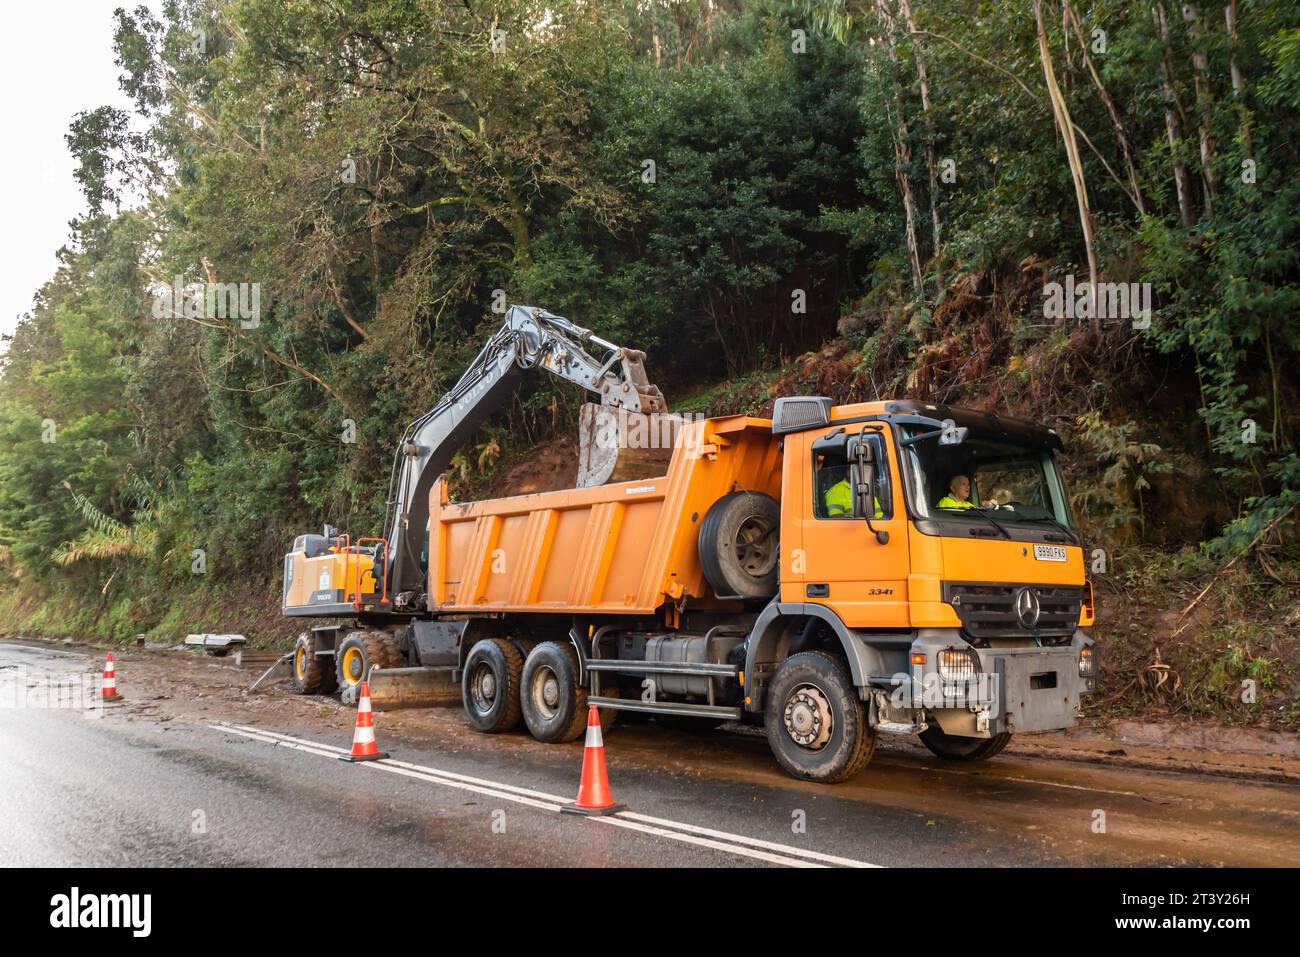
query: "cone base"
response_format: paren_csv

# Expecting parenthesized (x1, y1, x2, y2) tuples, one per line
(561, 801, 626, 817)
(339, 750, 389, 763)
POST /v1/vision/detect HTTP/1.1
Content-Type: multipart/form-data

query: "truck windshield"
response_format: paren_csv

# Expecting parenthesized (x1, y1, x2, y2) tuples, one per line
(899, 426, 1076, 529)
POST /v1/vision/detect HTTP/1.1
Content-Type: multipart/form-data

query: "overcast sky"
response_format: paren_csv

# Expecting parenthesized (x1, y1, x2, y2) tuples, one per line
(0, 2, 157, 345)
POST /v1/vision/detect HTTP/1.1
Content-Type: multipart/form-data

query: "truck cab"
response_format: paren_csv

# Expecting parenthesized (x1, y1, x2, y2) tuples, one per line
(739, 397, 1095, 779)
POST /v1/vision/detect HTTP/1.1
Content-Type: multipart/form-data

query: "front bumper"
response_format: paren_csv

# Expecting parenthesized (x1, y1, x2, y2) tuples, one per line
(908, 629, 1095, 737)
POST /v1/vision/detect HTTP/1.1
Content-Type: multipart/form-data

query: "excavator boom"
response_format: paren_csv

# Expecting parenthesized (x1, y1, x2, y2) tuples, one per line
(383, 305, 664, 609)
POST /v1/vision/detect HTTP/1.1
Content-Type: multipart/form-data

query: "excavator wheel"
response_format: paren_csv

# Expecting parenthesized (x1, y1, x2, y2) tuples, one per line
(698, 491, 780, 600)
(336, 630, 400, 700)
(290, 632, 330, 695)
(462, 638, 524, 733)
(918, 727, 1014, 762)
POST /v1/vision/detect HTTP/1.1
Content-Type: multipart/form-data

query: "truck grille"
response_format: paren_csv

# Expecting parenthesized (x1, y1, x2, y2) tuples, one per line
(942, 582, 1083, 640)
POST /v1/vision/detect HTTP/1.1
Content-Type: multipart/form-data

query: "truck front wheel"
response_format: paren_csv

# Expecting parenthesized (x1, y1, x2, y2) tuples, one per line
(765, 652, 875, 783)
(919, 727, 1013, 761)
(462, 639, 523, 733)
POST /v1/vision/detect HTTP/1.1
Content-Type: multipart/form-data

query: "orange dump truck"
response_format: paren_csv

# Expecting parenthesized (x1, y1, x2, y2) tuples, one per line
(282, 308, 1096, 782)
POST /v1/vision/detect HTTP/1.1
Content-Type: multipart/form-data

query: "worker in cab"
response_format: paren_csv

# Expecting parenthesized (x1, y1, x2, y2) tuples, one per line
(937, 474, 997, 510)
(825, 472, 883, 519)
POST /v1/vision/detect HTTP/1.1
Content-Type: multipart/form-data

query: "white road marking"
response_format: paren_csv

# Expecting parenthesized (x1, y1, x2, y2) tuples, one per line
(212, 723, 881, 868)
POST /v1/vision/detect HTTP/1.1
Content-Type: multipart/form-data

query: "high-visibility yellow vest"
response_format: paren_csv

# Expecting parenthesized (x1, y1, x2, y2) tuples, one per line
(936, 495, 975, 510)
(825, 479, 882, 518)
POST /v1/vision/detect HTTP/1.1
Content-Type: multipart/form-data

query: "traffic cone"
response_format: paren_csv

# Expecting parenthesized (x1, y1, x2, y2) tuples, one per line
(339, 681, 389, 762)
(561, 705, 625, 816)
(102, 652, 122, 701)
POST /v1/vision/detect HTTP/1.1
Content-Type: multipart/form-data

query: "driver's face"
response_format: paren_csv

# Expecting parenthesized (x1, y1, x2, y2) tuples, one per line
(951, 476, 971, 500)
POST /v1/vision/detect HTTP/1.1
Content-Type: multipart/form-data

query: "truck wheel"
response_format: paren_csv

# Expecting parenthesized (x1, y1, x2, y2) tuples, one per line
(462, 638, 523, 733)
(290, 632, 328, 694)
(919, 727, 1013, 761)
(698, 491, 780, 600)
(336, 630, 395, 698)
(765, 651, 875, 783)
(520, 642, 589, 743)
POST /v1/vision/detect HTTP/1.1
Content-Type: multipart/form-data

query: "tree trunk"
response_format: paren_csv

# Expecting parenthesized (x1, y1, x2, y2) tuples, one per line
(1182, 4, 1220, 217)
(898, 0, 942, 255)
(1065, 1, 1146, 216)
(1225, 1, 1253, 160)
(1035, 0, 1100, 332)
(1154, 3, 1197, 227)
(876, 0, 923, 295)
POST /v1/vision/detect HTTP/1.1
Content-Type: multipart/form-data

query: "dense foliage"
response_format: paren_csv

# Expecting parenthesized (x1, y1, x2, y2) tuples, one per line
(1, 0, 1296, 619)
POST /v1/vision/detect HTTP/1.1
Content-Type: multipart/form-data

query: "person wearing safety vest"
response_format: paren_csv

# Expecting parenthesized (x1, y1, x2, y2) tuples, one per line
(937, 474, 997, 510)
(824, 475, 883, 519)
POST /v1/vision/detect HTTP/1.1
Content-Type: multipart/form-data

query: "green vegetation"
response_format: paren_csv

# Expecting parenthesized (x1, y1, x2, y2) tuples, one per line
(0, 1, 1296, 726)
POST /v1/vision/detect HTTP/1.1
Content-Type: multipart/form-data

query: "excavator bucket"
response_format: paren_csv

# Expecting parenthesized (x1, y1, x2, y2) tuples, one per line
(365, 666, 462, 710)
(576, 402, 686, 487)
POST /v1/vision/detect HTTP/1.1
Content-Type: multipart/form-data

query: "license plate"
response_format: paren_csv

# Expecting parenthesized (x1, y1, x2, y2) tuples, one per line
(1033, 544, 1068, 562)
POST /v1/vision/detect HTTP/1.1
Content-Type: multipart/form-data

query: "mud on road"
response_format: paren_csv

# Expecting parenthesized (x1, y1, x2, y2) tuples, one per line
(5, 637, 1299, 867)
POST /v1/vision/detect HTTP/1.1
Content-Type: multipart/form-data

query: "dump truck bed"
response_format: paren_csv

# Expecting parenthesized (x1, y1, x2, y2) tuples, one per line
(429, 415, 780, 614)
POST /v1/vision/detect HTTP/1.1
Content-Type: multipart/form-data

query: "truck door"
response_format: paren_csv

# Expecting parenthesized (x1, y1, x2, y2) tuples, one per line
(796, 428, 911, 628)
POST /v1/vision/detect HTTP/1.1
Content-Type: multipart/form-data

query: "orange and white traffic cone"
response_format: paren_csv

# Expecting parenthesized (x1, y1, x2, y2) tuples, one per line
(339, 681, 389, 762)
(102, 652, 122, 701)
(561, 705, 625, 816)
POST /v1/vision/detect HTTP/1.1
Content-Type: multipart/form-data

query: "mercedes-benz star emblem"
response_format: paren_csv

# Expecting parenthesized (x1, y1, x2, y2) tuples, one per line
(1014, 587, 1041, 628)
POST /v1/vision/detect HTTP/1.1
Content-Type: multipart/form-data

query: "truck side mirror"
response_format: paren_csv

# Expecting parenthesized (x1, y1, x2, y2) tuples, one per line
(850, 439, 889, 545)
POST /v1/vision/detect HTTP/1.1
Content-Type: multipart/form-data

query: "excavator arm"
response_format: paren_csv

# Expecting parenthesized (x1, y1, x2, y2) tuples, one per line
(383, 305, 664, 609)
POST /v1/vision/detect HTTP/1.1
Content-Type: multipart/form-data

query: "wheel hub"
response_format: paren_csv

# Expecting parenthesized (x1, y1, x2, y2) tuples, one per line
(470, 664, 499, 714)
(784, 684, 833, 750)
(542, 673, 559, 709)
(734, 516, 777, 576)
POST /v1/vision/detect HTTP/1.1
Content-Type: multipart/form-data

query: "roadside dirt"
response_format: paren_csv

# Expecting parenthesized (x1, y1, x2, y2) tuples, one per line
(13, 636, 1297, 786)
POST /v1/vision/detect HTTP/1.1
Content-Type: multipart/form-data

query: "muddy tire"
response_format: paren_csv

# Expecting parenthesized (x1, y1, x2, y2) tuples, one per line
(520, 642, 590, 743)
(290, 632, 328, 694)
(462, 638, 524, 733)
(765, 651, 875, 783)
(919, 727, 1013, 762)
(698, 491, 780, 600)
(336, 630, 397, 698)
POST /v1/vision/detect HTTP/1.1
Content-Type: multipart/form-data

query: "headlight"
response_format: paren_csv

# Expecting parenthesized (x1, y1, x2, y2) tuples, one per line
(938, 649, 977, 682)
(1078, 647, 1095, 676)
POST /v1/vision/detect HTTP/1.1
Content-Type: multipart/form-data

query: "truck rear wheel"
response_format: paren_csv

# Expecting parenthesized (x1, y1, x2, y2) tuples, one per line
(290, 632, 329, 694)
(463, 638, 523, 733)
(698, 491, 780, 600)
(520, 642, 589, 743)
(919, 727, 1013, 761)
(765, 651, 875, 783)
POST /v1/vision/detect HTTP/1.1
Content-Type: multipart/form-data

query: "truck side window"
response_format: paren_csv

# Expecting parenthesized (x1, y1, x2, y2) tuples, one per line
(813, 435, 891, 520)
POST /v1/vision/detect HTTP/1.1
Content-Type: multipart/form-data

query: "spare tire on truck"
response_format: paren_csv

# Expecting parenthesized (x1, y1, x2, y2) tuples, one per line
(698, 491, 780, 600)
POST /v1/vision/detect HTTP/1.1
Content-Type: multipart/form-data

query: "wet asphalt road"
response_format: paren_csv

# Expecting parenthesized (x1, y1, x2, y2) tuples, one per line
(2, 641, 1296, 867)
